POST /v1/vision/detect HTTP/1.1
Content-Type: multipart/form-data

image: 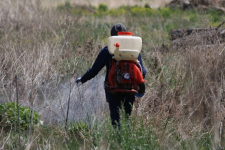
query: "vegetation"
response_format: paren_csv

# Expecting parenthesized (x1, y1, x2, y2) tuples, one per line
(0, 102, 40, 131)
(0, 0, 225, 149)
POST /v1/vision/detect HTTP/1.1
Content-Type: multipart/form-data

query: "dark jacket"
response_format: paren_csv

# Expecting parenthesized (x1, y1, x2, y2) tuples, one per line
(81, 46, 146, 84)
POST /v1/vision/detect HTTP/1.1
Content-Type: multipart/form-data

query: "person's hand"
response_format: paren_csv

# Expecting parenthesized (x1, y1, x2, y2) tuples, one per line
(135, 93, 144, 98)
(76, 77, 82, 84)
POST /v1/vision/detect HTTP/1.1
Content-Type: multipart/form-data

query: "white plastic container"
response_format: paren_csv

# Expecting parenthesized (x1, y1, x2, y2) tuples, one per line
(107, 32, 142, 61)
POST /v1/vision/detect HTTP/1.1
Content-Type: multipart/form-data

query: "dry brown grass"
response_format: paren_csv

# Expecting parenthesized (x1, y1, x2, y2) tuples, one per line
(133, 30, 225, 147)
(0, 0, 104, 122)
(0, 0, 225, 149)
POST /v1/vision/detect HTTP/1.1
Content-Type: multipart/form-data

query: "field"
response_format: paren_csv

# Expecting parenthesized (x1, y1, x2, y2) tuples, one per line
(0, 0, 225, 149)
(41, 0, 173, 8)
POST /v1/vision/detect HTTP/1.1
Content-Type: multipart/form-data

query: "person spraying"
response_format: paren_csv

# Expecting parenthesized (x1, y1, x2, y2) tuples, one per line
(76, 23, 146, 128)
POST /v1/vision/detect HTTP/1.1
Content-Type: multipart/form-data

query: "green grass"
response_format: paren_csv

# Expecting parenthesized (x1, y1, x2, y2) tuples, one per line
(0, 113, 216, 150)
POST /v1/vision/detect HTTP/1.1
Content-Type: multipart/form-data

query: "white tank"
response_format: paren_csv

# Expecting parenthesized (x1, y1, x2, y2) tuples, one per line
(107, 32, 142, 61)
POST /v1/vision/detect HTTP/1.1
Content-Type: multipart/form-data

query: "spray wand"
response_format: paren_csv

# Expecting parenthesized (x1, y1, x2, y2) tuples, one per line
(65, 70, 76, 130)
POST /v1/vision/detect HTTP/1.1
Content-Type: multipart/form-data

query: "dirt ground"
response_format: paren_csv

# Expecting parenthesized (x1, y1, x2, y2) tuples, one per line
(41, 0, 173, 8)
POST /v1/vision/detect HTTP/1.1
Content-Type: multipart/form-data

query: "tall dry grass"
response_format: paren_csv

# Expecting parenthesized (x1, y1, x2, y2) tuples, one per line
(135, 29, 225, 148)
(0, 0, 225, 149)
(0, 0, 107, 123)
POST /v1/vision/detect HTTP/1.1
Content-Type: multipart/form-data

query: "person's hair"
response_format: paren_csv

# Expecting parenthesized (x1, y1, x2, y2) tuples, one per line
(111, 23, 126, 36)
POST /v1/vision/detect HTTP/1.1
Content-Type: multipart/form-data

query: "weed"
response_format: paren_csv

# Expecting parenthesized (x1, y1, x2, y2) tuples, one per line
(0, 102, 40, 131)
(98, 4, 108, 12)
(68, 121, 90, 138)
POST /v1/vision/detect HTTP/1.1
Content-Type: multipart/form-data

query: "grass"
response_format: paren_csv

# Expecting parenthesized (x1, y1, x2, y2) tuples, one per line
(0, 113, 159, 149)
(0, 0, 225, 149)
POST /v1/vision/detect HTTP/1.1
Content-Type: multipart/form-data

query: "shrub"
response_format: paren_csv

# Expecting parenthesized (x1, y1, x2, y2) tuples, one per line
(144, 3, 151, 9)
(98, 4, 108, 12)
(159, 7, 173, 17)
(68, 121, 90, 138)
(57, 1, 72, 11)
(0, 102, 41, 131)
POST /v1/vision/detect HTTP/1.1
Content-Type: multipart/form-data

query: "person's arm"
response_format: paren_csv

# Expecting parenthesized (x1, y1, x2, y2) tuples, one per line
(135, 61, 146, 98)
(80, 47, 108, 83)
(138, 54, 146, 78)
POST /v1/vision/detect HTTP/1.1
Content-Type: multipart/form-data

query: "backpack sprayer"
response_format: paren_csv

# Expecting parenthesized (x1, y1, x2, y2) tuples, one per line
(106, 32, 145, 94)
(108, 32, 142, 62)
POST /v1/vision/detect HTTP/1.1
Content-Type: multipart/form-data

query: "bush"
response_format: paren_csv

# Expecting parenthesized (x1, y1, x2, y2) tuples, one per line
(98, 3, 108, 12)
(144, 3, 151, 9)
(68, 121, 90, 138)
(0, 102, 41, 131)
(57, 2, 70, 10)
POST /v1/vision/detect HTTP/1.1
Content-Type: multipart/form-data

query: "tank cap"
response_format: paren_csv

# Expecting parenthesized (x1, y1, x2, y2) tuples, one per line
(114, 43, 120, 47)
(118, 32, 133, 36)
